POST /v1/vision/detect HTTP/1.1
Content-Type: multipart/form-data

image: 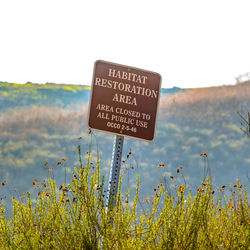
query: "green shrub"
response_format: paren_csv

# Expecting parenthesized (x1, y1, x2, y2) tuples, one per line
(0, 153, 249, 249)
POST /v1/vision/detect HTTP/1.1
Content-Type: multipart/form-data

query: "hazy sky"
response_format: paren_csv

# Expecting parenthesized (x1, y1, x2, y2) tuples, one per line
(0, 0, 249, 88)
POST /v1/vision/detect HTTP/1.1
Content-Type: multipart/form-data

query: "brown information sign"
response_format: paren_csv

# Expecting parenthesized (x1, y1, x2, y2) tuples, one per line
(88, 60, 162, 141)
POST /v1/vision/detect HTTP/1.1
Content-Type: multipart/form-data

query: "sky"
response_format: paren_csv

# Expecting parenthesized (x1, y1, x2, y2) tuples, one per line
(0, 0, 249, 89)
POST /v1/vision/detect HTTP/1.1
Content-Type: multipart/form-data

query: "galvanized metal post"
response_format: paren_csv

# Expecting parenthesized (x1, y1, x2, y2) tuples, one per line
(105, 135, 124, 211)
(248, 112, 250, 136)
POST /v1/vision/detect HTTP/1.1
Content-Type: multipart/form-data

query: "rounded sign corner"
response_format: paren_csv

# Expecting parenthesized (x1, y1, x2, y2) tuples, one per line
(94, 60, 102, 66)
(157, 72, 162, 82)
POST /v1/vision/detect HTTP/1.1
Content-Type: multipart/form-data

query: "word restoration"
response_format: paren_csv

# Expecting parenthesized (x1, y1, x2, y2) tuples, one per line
(88, 60, 162, 141)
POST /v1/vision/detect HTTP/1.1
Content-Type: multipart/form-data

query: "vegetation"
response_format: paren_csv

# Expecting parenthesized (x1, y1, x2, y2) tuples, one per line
(0, 81, 249, 248)
(0, 150, 249, 249)
(0, 81, 90, 111)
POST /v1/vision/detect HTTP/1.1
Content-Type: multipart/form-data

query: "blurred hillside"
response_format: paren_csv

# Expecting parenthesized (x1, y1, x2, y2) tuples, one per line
(0, 81, 249, 210)
(0, 82, 90, 112)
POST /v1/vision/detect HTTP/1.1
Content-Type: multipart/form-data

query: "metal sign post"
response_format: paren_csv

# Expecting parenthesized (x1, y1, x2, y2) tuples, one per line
(105, 135, 124, 211)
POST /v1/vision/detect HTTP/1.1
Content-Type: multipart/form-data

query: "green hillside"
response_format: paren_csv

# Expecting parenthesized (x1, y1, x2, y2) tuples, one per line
(0, 81, 249, 212)
(0, 82, 90, 112)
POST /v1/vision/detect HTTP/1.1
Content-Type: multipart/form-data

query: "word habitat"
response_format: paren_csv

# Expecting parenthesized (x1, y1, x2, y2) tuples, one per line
(108, 68, 148, 84)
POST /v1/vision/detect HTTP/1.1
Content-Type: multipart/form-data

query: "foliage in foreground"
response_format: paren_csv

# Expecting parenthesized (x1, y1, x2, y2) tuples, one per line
(0, 153, 249, 249)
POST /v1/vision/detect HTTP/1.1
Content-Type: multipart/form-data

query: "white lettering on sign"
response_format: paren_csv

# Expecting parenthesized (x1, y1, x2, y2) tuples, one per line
(97, 112, 109, 120)
(88, 60, 162, 141)
(95, 102, 151, 131)
(108, 68, 148, 84)
(112, 93, 137, 106)
(115, 108, 141, 118)
(94, 77, 158, 99)
(111, 114, 135, 125)
(96, 104, 114, 112)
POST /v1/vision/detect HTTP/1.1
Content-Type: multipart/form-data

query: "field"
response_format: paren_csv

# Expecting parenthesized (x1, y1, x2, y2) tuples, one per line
(0, 150, 249, 249)
(0, 81, 249, 248)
